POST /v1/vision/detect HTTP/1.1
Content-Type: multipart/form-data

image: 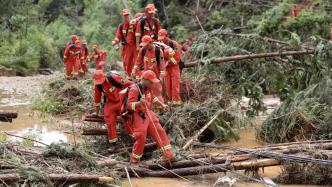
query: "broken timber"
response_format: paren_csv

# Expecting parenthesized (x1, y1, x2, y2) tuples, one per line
(184, 50, 315, 68)
(0, 173, 114, 183)
(0, 110, 18, 122)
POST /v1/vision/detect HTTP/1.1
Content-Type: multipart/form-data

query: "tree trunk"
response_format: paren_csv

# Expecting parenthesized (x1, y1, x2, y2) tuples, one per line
(0, 110, 18, 122)
(81, 128, 108, 135)
(142, 159, 280, 177)
(0, 173, 114, 184)
(185, 50, 315, 68)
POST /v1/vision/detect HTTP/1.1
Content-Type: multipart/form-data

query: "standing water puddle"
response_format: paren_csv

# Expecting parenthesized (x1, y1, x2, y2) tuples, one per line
(0, 89, 69, 146)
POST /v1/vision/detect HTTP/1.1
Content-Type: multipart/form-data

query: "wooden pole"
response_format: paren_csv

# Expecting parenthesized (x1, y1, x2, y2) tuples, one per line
(142, 159, 280, 177)
(0, 173, 114, 184)
(184, 50, 315, 68)
(182, 110, 223, 150)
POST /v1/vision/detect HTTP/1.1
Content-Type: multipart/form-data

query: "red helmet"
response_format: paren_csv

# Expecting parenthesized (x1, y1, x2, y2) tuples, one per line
(141, 70, 159, 83)
(140, 35, 153, 47)
(74, 40, 81, 48)
(158, 29, 168, 41)
(93, 70, 105, 85)
(71, 35, 79, 42)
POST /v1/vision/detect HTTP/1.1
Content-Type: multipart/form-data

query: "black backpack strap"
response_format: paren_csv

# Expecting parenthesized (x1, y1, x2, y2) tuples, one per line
(96, 85, 107, 104)
(155, 46, 161, 68)
(140, 18, 147, 39)
(106, 72, 123, 89)
(96, 84, 104, 93)
(169, 40, 174, 49)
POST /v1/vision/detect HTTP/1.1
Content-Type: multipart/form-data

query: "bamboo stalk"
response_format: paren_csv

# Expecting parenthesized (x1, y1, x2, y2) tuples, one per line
(185, 50, 315, 68)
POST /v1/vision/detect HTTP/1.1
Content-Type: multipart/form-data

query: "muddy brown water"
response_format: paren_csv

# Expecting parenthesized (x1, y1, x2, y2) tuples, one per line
(0, 76, 329, 186)
(0, 89, 70, 145)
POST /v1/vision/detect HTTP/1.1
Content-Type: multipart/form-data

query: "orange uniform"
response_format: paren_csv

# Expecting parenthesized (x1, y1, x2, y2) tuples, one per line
(291, 4, 300, 17)
(90, 49, 107, 69)
(94, 72, 133, 142)
(80, 46, 88, 74)
(135, 17, 161, 41)
(63, 42, 82, 79)
(133, 45, 166, 79)
(159, 39, 182, 105)
(126, 82, 173, 162)
(114, 21, 137, 76)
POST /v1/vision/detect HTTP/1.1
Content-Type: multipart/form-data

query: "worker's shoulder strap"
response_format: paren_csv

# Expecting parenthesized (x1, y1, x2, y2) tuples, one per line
(134, 83, 143, 101)
(140, 17, 158, 32)
(141, 46, 161, 68)
(96, 84, 104, 93)
(105, 72, 123, 89)
(119, 23, 129, 39)
(169, 40, 174, 49)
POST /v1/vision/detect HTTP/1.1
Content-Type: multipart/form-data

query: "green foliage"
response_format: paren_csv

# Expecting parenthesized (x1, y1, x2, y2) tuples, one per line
(32, 75, 94, 115)
(43, 143, 97, 167)
(256, 0, 294, 35)
(280, 10, 332, 39)
(258, 77, 332, 143)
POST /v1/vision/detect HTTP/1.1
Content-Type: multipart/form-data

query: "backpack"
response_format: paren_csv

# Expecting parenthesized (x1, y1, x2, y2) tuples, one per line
(140, 17, 158, 40)
(142, 45, 161, 68)
(96, 72, 124, 105)
(96, 72, 123, 94)
(120, 83, 143, 120)
(163, 40, 186, 70)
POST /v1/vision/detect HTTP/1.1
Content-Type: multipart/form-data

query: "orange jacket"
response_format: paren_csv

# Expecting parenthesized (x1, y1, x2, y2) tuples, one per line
(135, 17, 161, 40)
(133, 45, 166, 78)
(162, 39, 182, 66)
(114, 21, 136, 45)
(94, 73, 132, 106)
(126, 83, 160, 113)
(64, 46, 82, 63)
(90, 50, 107, 63)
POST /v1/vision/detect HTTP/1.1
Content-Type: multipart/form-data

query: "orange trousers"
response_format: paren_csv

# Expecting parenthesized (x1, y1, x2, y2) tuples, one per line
(131, 110, 173, 162)
(104, 102, 133, 142)
(122, 43, 137, 76)
(165, 65, 181, 103)
(65, 60, 80, 78)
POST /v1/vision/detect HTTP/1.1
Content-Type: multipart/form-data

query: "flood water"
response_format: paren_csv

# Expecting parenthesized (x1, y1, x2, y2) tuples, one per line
(0, 88, 70, 146)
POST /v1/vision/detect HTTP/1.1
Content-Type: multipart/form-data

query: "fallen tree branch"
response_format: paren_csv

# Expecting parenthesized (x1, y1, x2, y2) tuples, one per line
(2, 132, 49, 146)
(185, 50, 315, 68)
(0, 173, 114, 184)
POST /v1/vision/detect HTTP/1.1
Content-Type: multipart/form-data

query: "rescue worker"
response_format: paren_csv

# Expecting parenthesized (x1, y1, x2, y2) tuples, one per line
(126, 70, 174, 163)
(132, 35, 166, 102)
(80, 40, 89, 79)
(63, 40, 82, 80)
(157, 29, 182, 106)
(291, 4, 300, 17)
(93, 70, 133, 143)
(135, 5, 161, 51)
(66, 35, 79, 48)
(132, 35, 166, 79)
(112, 9, 137, 76)
(89, 44, 107, 69)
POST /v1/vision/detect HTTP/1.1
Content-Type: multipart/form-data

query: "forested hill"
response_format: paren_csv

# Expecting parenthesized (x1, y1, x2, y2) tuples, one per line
(0, 0, 331, 75)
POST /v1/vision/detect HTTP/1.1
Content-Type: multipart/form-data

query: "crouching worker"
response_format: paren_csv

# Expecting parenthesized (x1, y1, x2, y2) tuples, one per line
(126, 70, 175, 164)
(93, 70, 133, 144)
